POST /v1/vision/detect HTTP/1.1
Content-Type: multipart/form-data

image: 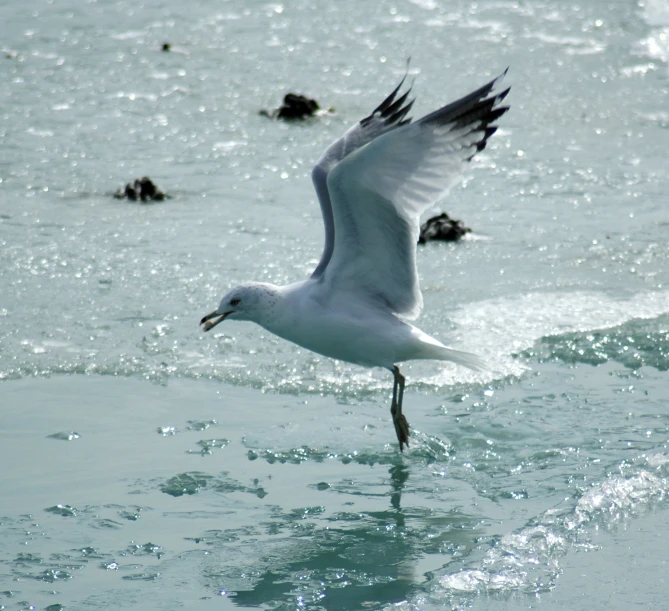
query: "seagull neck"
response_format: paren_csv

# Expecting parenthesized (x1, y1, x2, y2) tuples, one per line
(252, 281, 302, 336)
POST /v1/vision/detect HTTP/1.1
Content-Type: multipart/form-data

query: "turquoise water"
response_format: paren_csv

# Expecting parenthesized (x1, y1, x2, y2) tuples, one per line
(1, 0, 669, 609)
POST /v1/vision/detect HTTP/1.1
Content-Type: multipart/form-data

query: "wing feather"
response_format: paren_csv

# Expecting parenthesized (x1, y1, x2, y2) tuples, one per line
(320, 71, 510, 319)
(311, 64, 415, 278)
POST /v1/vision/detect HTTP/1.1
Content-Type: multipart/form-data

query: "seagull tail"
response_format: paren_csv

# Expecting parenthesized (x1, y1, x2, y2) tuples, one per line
(432, 346, 487, 372)
(410, 328, 487, 371)
(439, 348, 488, 371)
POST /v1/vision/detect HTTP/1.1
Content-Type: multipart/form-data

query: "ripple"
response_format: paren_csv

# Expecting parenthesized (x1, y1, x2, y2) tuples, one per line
(121, 571, 160, 581)
(186, 438, 230, 455)
(420, 454, 669, 605)
(47, 431, 80, 441)
(45, 504, 79, 517)
(526, 313, 669, 370)
(160, 472, 213, 497)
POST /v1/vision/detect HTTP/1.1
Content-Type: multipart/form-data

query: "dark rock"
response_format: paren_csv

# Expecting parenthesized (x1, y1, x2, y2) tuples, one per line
(277, 93, 320, 119)
(114, 177, 167, 202)
(418, 212, 470, 244)
(260, 93, 326, 120)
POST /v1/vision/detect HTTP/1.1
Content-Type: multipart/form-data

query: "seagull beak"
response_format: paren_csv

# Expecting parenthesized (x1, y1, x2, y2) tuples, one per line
(200, 310, 231, 332)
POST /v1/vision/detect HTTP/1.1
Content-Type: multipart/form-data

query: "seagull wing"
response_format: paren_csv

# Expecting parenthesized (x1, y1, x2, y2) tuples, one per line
(319, 70, 510, 319)
(310, 69, 415, 278)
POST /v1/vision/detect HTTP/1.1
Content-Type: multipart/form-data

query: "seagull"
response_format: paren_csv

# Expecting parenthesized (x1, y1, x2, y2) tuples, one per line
(201, 66, 510, 451)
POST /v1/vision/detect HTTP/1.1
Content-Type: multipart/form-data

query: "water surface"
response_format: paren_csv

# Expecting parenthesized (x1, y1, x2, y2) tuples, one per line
(1, 0, 668, 609)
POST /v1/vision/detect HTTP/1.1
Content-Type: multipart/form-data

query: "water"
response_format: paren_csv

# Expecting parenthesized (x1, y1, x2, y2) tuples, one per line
(1, 0, 668, 608)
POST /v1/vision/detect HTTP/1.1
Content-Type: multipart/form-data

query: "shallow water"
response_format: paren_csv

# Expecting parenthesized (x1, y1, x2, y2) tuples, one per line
(1, 0, 669, 609)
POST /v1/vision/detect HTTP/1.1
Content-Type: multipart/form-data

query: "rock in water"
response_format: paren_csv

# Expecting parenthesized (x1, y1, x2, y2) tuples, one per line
(277, 93, 320, 119)
(418, 212, 470, 244)
(113, 177, 167, 202)
(260, 93, 324, 120)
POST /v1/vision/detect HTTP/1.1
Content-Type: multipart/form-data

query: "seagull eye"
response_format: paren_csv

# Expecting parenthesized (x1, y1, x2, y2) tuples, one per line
(230, 298, 240, 306)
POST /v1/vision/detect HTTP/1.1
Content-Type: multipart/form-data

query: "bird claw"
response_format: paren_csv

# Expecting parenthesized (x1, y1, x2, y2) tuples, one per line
(394, 414, 410, 452)
(391, 400, 410, 452)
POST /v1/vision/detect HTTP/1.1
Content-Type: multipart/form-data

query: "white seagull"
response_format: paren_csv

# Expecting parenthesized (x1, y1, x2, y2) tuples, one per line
(201, 66, 510, 451)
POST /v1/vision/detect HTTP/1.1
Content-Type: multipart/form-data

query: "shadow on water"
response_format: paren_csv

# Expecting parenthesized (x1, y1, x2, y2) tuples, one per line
(230, 464, 414, 609)
(202, 463, 481, 610)
(389, 463, 410, 512)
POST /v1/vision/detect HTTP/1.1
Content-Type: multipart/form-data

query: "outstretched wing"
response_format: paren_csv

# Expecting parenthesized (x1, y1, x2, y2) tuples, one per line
(319, 70, 510, 319)
(310, 68, 415, 278)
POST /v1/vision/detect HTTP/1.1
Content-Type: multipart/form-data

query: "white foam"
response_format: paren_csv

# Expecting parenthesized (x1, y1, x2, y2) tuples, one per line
(637, 0, 669, 65)
(430, 454, 669, 602)
(442, 289, 669, 379)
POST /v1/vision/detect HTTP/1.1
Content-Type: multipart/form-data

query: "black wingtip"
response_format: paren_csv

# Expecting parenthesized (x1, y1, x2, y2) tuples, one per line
(496, 86, 511, 104)
(413, 68, 511, 162)
(361, 59, 415, 127)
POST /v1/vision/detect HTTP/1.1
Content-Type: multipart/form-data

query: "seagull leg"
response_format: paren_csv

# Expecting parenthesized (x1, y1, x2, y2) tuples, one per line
(390, 366, 410, 452)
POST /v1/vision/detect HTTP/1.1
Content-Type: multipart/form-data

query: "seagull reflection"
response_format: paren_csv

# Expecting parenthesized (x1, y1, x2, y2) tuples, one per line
(389, 463, 410, 512)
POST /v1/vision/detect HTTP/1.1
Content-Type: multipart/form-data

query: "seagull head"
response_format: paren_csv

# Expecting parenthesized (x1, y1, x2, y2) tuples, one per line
(200, 282, 280, 331)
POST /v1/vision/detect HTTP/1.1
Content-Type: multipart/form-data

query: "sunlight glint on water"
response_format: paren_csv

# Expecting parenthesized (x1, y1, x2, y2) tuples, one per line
(1, 0, 668, 609)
